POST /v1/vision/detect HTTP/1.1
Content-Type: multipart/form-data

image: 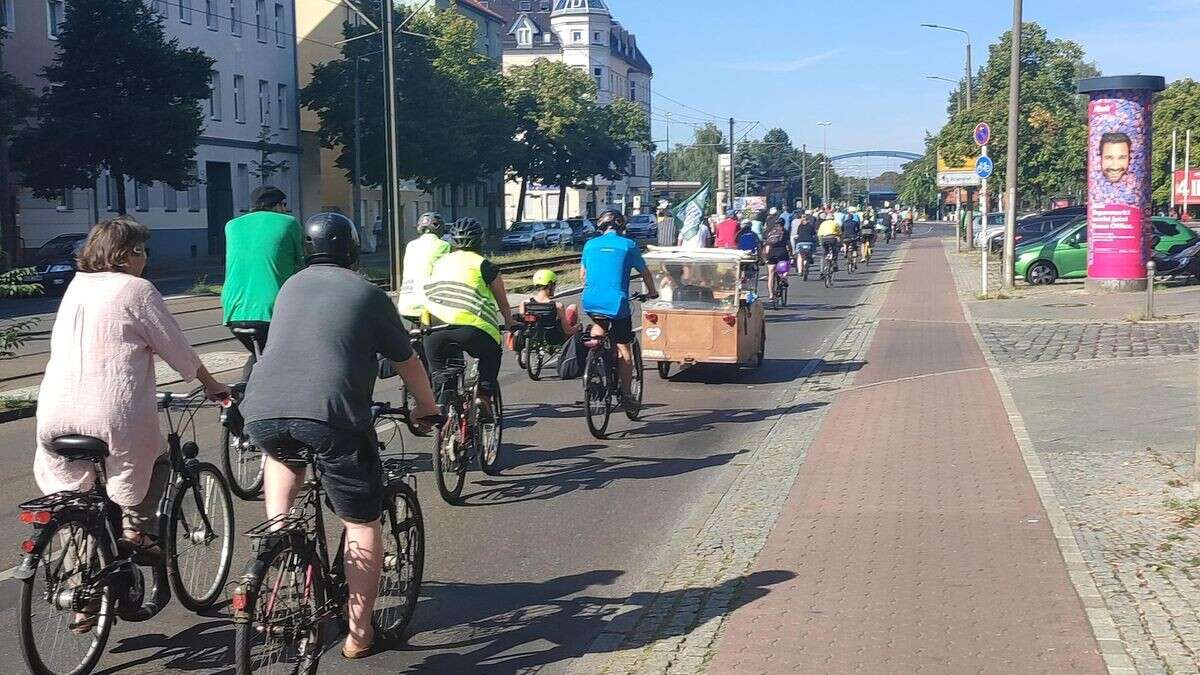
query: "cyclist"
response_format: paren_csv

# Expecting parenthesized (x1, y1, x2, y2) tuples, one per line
(762, 216, 791, 300)
(221, 185, 304, 379)
(580, 209, 659, 413)
(792, 209, 818, 277)
(817, 210, 842, 273)
(397, 212, 451, 328)
(517, 269, 580, 346)
(842, 208, 862, 265)
(240, 212, 439, 660)
(860, 209, 877, 260)
(423, 217, 513, 420)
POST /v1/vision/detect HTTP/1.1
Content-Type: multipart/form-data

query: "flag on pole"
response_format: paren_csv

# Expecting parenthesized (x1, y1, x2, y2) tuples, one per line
(672, 183, 711, 245)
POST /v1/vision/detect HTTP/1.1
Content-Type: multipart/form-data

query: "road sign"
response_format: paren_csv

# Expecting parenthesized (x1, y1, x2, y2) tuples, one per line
(974, 122, 991, 146)
(975, 155, 994, 179)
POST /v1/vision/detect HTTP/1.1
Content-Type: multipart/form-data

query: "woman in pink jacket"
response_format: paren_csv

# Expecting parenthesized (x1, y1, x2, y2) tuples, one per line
(33, 217, 228, 560)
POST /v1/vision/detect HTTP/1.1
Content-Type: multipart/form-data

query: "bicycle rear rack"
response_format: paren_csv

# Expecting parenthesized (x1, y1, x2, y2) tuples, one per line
(20, 490, 106, 512)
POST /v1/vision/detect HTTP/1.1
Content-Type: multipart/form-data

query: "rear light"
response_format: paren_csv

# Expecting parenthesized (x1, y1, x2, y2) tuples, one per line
(523, 314, 537, 324)
(722, 314, 736, 327)
(21, 540, 35, 553)
(645, 313, 658, 324)
(220, 398, 234, 409)
(20, 511, 52, 526)
(231, 588, 248, 611)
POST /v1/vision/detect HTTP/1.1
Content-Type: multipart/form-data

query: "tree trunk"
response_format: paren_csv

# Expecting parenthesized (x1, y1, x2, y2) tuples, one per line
(114, 171, 128, 215)
(556, 183, 567, 221)
(515, 176, 528, 223)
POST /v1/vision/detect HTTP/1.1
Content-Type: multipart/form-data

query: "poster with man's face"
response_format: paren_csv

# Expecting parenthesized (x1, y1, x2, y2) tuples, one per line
(1086, 90, 1153, 281)
(1100, 133, 1132, 184)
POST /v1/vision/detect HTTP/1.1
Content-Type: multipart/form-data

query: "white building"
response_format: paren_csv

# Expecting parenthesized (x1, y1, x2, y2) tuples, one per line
(8, 1, 301, 266)
(492, 0, 653, 224)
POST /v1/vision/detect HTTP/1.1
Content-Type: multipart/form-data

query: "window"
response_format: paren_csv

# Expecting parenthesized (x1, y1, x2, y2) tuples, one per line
(47, 0, 65, 38)
(629, 80, 636, 101)
(593, 67, 602, 90)
(233, 75, 245, 122)
(187, 163, 202, 211)
(229, 0, 241, 36)
(151, 0, 168, 16)
(163, 184, 178, 212)
(134, 181, 149, 212)
(180, 0, 192, 23)
(58, 188, 73, 211)
(273, 2, 284, 47)
(516, 28, 530, 45)
(1, 0, 14, 31)
(255, 0, 266, 40)
(592, 31, 600, 43)
(518, 0, 530, 9)
(572, 31, 581, 43)
(208, 70, 221, 120)
(276, 84, 288, 129)
(237, 164, 250, 212)
(257, 79, 269, 126)
(104, 173, 118, 211)
(205, 0, 218, 30)
(542, 32, 551, 44)
(540, 1, 549, 10)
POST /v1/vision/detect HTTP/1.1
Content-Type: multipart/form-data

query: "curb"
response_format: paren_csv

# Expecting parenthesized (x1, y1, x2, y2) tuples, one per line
(0, 406, 35, 424)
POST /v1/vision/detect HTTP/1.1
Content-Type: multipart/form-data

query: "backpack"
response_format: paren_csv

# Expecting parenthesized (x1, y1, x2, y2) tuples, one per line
(556, 332, 587, 380)
(765, 226, 787, 247)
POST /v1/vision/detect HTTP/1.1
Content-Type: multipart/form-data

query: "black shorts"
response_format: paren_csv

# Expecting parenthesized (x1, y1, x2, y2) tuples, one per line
(589, 314, 634, 345)
(245, 419, 383, 524)
(765, 246, 789, 264)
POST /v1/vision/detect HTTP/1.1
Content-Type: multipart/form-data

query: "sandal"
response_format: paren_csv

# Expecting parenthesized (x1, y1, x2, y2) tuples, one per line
(118, 531, 163, 565)
(70, 599, 102, 635)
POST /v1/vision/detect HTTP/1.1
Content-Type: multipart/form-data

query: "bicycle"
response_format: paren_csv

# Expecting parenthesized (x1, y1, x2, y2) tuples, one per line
(232, 402, 429, 674)
(795, 242, 815, 282)
(222, 325, 267, 500)
(17, 388, 235, 675)
(769, 261, 789, 308)
(582, 293, 648, 439)
(860, 232, 874, 263)
(820, 242, 837, 289)
(515, 304, 562, 381)
(843, 239, 860, 274)
(885, 225, 894, 244)
(423, 326, 505, 505)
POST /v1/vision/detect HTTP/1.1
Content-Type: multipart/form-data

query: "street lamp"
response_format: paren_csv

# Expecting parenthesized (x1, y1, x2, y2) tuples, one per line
(817, 121, 832, 205)
(921, 23, 972, 110)
(926, 75, 962, 115)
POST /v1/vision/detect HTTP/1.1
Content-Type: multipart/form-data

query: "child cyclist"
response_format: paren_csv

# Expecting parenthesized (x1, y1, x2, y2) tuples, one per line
(516, 269, 580, 348)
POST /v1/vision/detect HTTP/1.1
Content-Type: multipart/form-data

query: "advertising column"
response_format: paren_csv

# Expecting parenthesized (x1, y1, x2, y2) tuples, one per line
(1077, 75, 1166, 292)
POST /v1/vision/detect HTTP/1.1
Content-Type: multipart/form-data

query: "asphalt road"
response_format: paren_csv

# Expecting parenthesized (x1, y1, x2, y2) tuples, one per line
(0, 238, 905, 674)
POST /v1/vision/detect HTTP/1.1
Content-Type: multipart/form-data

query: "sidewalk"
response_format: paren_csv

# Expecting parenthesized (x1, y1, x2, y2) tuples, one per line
(708, 237, 1109, 671)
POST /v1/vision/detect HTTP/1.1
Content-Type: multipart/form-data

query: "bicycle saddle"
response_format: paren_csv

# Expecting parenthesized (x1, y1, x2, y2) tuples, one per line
(50, 435, 110, 461)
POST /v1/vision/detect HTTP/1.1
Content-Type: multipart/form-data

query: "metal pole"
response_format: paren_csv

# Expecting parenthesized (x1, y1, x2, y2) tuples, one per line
(1145, 260, 1155, 319)
(1171, 129, 1177, 211)
(665, 113, 671, 181)
(1002, 0, 1022, 289)
(728, 117, 735, 213)
(965, 38, 973, 110)
(801, 143, 808, 209)
(383, 0, 404, 290)
(1186, 130, 1192, 218)
(981, 146, 989, 294)
(819, 122, 831, 206)
(352, 58, 363, 234)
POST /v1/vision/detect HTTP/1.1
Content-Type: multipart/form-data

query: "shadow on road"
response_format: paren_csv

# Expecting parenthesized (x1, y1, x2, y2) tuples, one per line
(398, 568, 796, 674)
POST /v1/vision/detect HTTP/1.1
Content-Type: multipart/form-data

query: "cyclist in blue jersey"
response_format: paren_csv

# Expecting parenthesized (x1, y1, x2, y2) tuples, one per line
(580, 209, 658, 412)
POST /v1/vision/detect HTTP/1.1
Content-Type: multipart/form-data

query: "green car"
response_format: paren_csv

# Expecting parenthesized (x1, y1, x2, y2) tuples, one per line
(1015, 216, 1199, 285)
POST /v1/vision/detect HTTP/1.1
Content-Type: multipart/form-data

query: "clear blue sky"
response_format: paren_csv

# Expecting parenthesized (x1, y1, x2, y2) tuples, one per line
(614, 0, 1199, 175)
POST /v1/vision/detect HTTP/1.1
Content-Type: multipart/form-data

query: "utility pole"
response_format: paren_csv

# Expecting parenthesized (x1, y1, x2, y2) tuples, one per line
(352, 58, 363, 235)
(728, 117, 735, 213)
(382, 0, 404, 291)
(665, 113, 671, 181)
(801, 143, 808, 209)
(1001, 0, 1022, 288)
(921, 25, 972, 110)
(818, 121, 831, 206)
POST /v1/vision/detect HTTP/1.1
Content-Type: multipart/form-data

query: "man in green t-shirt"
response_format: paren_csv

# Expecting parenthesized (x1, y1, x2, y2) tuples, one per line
(221, 186, 304, 378)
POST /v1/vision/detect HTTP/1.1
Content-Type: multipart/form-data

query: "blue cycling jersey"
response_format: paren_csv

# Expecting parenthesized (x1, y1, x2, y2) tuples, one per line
(581, 231, 646, 319)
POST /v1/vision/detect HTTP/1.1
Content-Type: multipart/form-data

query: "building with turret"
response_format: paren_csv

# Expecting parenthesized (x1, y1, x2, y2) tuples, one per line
(490, 0, 653, 223)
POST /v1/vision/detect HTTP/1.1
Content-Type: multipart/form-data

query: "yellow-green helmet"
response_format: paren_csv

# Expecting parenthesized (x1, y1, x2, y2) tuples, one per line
(532, 269, 558, 287)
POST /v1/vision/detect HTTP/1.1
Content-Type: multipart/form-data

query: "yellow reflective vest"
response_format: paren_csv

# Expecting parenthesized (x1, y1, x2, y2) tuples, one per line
(397, 234, 452, 317)
(424, 250, 503, 344)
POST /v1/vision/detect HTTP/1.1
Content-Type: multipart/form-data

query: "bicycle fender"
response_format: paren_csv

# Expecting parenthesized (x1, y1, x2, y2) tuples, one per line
(13, 553, 38, 580)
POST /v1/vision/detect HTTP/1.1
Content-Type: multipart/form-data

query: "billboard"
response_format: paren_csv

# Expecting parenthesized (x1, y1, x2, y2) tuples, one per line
(936, 150, 981, 188)
(1173, 169, 1200, 205)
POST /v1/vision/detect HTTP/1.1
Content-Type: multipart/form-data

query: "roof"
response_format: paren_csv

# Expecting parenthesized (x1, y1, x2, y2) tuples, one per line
(459, 0, 506, 22)
(643, 247, 752, 262)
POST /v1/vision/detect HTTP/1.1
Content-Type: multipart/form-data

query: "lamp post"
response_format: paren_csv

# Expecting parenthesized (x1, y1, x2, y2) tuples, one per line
(818, 121, 832, 206)
(1001, 0, 1022, 289)
(926, 76, 962, 116)
(921, 23, 972, 110)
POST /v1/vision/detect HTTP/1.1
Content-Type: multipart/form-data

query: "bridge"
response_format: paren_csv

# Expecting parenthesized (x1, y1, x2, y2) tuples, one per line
(829, 150, 923, 162)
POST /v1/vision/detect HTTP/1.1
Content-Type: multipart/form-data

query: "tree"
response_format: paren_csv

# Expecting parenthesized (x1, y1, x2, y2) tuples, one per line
(0, 31, 36, 265)
(898, 135, 939, 214)
(251, 128, 292, 184)
(301, 3, 515, 216)
(1151, 79, 1200, 206)
(12, 0, 213, 215)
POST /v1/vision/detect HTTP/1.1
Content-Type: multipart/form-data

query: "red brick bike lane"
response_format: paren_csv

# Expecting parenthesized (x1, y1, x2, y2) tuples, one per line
(708, 237, 1105, 673)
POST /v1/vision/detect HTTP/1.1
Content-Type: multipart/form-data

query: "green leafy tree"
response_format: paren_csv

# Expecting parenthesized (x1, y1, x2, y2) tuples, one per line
(1151, 79, 1200, 206)
(898, 135, 939, 213)
(654, 123, 724, 191)
(251, 127, 292, 184)
(12, 0, 213, 214)
(0, 31, 36, 264)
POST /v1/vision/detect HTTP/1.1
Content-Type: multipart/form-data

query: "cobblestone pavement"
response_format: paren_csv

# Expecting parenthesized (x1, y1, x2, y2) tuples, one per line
(568, 245, 907, 675)
(945, 241, 1200, 674)
(707, 236, 1104, 672)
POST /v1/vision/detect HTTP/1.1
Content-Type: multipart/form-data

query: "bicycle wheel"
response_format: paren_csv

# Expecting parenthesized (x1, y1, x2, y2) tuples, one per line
(478, 385, 504, 476)
(583, 349, 611, 439)
(376, 481, 424, 639)
(234, 540, 325, 675)
(168, 463, 235, 612)
(779, 280, 788, 307)
(525, 341, 544, 381)
(656, 361, 671, 380)
(19, 517, 115, 675)
(625, 341, 644, 421)
(222, 427, 264, 501)
(434, 405, 466, 505)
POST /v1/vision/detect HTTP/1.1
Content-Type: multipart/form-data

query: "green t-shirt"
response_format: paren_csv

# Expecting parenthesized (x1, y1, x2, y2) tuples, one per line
(221, 210, 305, 324)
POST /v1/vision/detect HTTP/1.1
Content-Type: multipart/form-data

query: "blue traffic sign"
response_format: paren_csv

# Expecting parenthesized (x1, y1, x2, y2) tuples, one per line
(974, 122, 991, 146)
(975, 155, 994, 179)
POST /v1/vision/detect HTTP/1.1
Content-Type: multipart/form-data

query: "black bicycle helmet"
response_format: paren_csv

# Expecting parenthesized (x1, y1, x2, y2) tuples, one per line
(416, 211, 446, 235)
(303, 212, 360, 268)
(597, 208, 627, 233)
(448, 217, 485, 250)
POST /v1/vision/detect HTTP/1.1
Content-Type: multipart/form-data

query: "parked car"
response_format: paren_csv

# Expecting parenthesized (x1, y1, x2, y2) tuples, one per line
(566, 217, 598, 243)
(1014, 216, 1199, 285)
(980, 211, 1083, 251)
(1152, 239, 1200, 283)
(502, 221, 553, 249)
(626, 214, 657, 240)
(542, 220, 574, 247)
(23, 233, 87, 294)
